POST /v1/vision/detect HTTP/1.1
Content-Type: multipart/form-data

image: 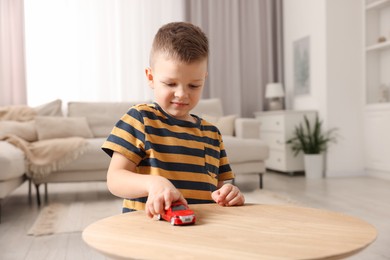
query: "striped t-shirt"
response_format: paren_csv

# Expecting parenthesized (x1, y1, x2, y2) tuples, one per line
(101, 103, 234, 211)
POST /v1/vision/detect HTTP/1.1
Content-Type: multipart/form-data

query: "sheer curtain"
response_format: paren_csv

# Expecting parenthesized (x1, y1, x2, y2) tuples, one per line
(24, 0, 186, 106)
(187, 0, 283, 116)
(0, 0, 27, 106)
(23, 0, 283, 115)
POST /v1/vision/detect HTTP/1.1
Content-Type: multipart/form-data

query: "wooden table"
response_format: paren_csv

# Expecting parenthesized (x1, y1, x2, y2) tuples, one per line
(82, 204, 377, 259)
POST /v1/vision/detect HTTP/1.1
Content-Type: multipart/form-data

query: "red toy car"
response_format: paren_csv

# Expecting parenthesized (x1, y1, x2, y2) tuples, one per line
(157, 202, 196, 226)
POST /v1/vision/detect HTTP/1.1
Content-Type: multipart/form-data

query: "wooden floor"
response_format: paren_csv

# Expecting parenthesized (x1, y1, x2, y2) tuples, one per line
(0, 172, 389, 260)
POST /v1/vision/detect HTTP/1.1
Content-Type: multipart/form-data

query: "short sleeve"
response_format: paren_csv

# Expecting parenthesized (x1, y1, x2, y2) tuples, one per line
(101, 107, 146, 166)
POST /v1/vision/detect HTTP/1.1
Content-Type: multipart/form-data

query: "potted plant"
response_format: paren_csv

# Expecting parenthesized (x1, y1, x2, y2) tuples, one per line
(286, 115, 338, 179)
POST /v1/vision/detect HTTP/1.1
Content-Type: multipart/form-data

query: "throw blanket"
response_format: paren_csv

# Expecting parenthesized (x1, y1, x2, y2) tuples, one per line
(0, 105, 37, 121)
(0, 106, 88, 180)
(1, 135, 88, 180)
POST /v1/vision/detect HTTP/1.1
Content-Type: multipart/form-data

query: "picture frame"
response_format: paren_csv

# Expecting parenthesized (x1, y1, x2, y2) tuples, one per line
(293, 36, 310, 95)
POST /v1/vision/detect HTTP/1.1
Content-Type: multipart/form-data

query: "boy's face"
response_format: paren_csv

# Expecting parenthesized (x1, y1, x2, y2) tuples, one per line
(145, 53, 207, 122)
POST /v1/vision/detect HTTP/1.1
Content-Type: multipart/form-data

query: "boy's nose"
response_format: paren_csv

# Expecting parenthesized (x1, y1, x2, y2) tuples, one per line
(174, 86, 187, 98)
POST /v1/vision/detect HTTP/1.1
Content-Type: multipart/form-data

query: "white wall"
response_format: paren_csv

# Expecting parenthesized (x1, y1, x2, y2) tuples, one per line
(283, 0, 327, 114)
(283, 0, 365, 177)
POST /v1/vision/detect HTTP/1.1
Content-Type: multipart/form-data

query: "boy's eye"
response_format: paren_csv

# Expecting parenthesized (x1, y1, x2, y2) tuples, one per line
(163, 82, 176, 87)
(189, 84, 201, 88)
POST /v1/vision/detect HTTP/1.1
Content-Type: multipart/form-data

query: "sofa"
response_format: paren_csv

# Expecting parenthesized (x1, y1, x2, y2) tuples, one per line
(0, 98, 269, 208)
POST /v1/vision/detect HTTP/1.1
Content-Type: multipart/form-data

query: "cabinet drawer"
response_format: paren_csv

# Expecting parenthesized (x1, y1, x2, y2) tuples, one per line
(266, 150, 286, 171)
(257, 115, 284, 132)
(261, 132, 286, 150)
(266, 149, 305, 172)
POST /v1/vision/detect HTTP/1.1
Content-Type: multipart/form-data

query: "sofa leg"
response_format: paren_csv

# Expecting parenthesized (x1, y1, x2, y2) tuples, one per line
(28, 178, 32, 204)
(44, 183, 48, 204)
(259, 173, 263, 189)
(35, 184, 41, 207)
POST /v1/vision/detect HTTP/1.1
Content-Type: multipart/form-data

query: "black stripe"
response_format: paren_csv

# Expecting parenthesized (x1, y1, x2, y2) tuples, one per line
(140, 158, 206, 173)
(146, 142, 205, 157)
(116, 120, 145, 142)
(187, 199, 215, 204)
(170, 180, 217, 191)
(205, 163, 219, 174)
(146, 126, 220, 147)
(219, 164, 232, 174)
(126, 197, 215, 205)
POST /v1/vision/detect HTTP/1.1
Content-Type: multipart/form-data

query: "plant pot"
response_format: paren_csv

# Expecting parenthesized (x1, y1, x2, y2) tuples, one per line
(303, 154, 324, 179)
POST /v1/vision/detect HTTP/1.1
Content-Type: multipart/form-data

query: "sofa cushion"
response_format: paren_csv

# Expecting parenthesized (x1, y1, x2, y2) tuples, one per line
(35, 116, 93, 140)
(34, 99, 63, 117)
(191, 98, 224, 118)
(0, 141, 26, 181)
(0, 120, 38, 142)
(59, 138, 111, 171)
(201, 114, 237, 136)
(223, 136, 269, 164)
(67, 101, 146, 138)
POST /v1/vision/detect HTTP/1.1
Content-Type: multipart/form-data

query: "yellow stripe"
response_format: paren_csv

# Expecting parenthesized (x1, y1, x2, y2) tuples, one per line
(219, 171, 235, 181)
(149, 150, 204, 165)
(121, 113, 145, 133)
(122, 189, 214, 211)
(220, 156, 230, 165)
(123, 199, 146, 211)
(149, 134, 206, 149)
(179, 189, 213, 201)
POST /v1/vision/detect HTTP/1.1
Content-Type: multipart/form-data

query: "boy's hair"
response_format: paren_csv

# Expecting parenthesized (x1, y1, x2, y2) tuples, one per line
(150, 22, 208, 66)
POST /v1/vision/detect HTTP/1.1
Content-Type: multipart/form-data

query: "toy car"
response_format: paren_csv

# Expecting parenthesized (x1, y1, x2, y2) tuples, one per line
(157, 202, 196, 226)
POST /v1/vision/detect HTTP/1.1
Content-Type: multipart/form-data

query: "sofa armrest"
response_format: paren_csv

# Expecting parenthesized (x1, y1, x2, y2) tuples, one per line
(234, 118, 261, 139)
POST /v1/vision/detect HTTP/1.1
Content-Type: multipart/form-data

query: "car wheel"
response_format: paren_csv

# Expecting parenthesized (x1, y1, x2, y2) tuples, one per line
(170, 218, 175, 226)
(157, 214, 162, 220)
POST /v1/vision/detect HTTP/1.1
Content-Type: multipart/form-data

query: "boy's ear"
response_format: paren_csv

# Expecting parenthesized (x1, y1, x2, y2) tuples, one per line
(145, 67, 154, 87)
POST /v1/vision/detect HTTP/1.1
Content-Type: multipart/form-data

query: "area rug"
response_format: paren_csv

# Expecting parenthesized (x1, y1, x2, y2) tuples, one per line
(28, 190, 302, 236)
(28, 199, 123, 236)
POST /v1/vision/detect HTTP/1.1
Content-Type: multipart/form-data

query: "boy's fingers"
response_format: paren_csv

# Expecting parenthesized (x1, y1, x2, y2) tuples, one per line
(146, 203, 155, 218)
(164, 192, 172, 210)
(154, 198, 164, 215)
(211, 190, 220, 202)
(218, 184, 233, 200)
(227, 193, 245, 206)
(224, 188, 239, 202)
(178, 195, 188, 205)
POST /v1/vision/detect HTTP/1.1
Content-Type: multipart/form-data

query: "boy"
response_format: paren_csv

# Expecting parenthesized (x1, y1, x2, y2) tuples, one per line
(102, 22, 245, 218)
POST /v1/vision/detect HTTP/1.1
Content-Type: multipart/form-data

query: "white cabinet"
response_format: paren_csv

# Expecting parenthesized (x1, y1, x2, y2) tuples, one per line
(254, 110, 316, 174)
(363, 0, 390, 179)
(364, 0, 390, 105)
(364, 108, 390, 176)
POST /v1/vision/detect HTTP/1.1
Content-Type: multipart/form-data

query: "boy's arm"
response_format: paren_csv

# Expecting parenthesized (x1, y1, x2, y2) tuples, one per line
(107, 152, 186, 217)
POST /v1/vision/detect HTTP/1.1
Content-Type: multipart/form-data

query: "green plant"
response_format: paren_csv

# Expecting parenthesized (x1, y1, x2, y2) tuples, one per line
(286, 115, 338, 156)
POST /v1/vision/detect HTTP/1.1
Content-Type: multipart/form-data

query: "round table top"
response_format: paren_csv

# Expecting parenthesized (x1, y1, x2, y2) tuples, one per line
(82, 204, 377, 260)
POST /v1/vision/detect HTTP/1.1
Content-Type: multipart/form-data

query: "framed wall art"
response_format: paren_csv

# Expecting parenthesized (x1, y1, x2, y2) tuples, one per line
(293, 36, 310, 95)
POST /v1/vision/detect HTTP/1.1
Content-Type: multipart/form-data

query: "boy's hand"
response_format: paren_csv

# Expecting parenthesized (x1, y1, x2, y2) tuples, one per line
(212, 183, 245, 206)
(145, 176, 187, 218)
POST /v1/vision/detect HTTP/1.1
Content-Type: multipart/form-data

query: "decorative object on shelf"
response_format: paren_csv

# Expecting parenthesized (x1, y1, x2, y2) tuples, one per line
(293, 36, 310, 95)
(286, 115, 338, 179)
(378, 36, 387, 43)
(265, 82, 285, 110)
(379, 84, 389, 102)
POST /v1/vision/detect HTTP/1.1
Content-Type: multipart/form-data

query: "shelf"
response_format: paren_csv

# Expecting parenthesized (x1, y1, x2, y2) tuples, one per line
(366, 0, 390, 11)
(366, 41, 390, 51)
(365, 102, 390, 111)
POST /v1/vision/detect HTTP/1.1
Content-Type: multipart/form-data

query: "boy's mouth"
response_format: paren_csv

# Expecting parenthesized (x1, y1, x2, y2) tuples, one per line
(171, 101, 189, 107)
